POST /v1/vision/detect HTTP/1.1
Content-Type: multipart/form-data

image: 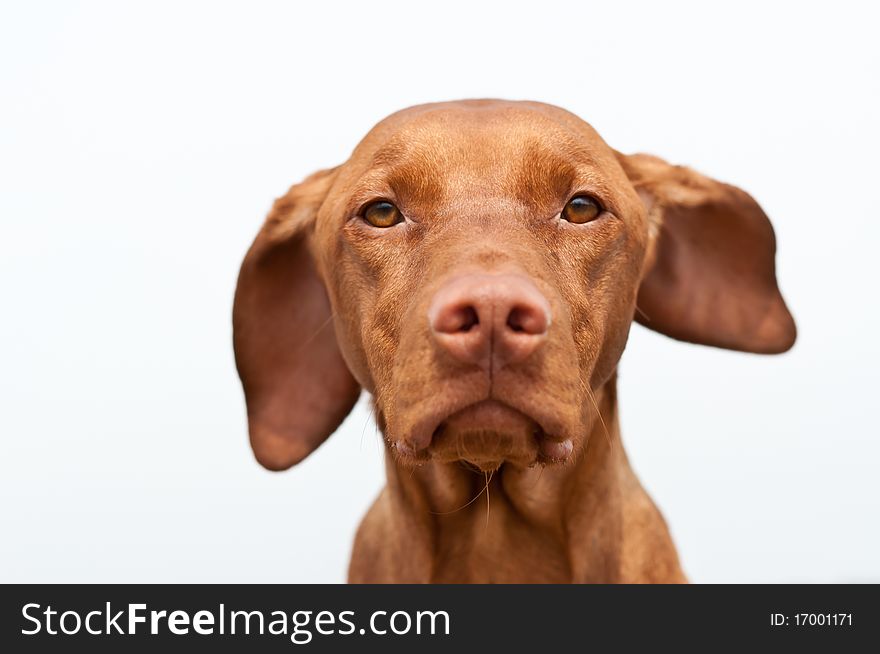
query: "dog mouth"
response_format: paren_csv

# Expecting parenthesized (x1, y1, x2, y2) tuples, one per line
(395, 399, 573, 469)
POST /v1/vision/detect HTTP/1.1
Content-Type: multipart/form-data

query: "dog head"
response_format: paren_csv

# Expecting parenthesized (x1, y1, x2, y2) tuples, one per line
(233, 100, 795, 471)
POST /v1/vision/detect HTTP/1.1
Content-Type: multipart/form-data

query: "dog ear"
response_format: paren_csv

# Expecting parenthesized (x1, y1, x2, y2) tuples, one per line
(233, 168, 360, 470)
(616, 153, 796, 354)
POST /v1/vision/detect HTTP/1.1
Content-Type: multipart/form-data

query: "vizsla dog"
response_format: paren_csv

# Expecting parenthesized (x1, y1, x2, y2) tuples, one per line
(233, 100, 795, 583)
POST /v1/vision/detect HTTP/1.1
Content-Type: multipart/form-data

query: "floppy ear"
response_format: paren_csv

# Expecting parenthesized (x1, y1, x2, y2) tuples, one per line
(233, 168, 360, 470)
(617, 153, 796, 354)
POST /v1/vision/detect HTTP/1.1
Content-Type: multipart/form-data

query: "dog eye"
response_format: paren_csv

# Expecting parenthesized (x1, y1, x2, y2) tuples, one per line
(362, 201, 403, 228)
(561, 195, 602, 224)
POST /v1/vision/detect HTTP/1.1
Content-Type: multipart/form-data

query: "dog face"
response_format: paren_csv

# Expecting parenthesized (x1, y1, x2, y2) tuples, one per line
(234, 100, 795, 471)
(315, 102, 649, 469)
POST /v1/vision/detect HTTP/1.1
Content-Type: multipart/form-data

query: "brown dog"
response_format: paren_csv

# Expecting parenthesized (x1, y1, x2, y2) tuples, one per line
(233, 100, 795, 583)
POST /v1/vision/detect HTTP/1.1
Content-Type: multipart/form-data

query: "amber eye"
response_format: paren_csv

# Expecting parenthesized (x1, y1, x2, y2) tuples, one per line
(363, 200, 403, 228)
(561, 195, 602, 224)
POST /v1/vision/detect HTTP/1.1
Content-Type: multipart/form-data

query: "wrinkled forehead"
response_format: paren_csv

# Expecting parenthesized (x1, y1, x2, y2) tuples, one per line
(340, 101, 628, 211)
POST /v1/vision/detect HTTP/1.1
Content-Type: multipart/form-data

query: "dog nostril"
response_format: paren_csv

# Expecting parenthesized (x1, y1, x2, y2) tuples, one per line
(458, 306, 479, 332)
(433, 304, 479, 334)
(507, 309, 526, 333)
(506, 305, 548, 335)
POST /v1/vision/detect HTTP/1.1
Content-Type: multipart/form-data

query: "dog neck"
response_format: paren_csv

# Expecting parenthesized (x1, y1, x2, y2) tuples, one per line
(367, 377, 681, 583)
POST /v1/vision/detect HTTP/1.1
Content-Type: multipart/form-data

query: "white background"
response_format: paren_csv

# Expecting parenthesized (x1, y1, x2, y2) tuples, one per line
(1, 1, 878, 583)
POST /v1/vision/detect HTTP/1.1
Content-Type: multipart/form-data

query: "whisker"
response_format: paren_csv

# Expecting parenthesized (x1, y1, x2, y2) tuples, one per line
(430, 470, 494, 516)
(373, 415, 381, 459)
(484, 470, 493, 530)
(531, 463, 546, 488)
(360, 401, 373, 451)
(583, 379, 612, 453)
(366, 393, 388, 461)
(296, 313, 336, 357)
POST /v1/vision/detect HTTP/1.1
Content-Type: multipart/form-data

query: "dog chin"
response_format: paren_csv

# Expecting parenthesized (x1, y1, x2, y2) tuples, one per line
(395, 399, 573, 469)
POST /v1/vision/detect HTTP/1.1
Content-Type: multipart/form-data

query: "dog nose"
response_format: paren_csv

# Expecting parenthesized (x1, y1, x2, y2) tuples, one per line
(428, 274, 551, 367)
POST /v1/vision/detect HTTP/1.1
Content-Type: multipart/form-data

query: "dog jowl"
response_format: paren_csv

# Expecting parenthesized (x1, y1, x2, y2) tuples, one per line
(233, 100, 795, 583)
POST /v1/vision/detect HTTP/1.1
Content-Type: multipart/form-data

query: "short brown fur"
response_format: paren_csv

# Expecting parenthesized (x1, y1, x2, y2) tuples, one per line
(233, 100, 795, 583)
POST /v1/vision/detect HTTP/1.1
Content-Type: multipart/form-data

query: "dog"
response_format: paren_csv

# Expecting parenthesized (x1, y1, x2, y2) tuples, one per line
(233, 100, 795, 583)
